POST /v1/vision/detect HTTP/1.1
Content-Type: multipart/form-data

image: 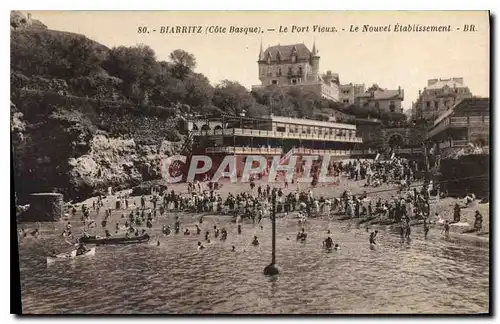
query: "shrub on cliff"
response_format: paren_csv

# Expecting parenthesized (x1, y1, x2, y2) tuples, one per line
(165, 129, 181, 142)
(11, 29, 107, 78)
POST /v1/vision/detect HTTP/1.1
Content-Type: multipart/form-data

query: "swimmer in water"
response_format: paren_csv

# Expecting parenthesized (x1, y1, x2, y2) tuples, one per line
(252, 236, 259, 246)
(184, 228, 190, 235)
(334, 244, 340, 250)
(197, 241, 205, 250)
(231, 245, 236, 252)
(237, 224, 242, 234)
(323, 236, 333, 249)
(297, 228, 307, 241)
(195, 224, 201, 235)
(369, 230, 378, 245)
(157, 240, 160, 246)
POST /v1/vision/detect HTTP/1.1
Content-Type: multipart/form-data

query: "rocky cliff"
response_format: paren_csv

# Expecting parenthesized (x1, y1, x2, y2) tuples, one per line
(11, 92, 183, 203)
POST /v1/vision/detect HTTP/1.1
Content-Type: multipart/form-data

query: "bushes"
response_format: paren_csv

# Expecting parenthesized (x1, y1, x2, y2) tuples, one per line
(11, 29, 107, 78)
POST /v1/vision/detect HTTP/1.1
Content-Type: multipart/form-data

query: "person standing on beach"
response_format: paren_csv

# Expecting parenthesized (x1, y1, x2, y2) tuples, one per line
(423, 218, 429, 239)
(474, 211, 483, 232)
(369, 230, 378, 245)
(442, 220, 450, 237)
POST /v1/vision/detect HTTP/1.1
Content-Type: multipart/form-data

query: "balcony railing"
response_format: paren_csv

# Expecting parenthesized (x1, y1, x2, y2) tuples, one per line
(192, 128, 363, 143)
(438, 139, 469, 150)
(205, 147, 283, 155)
(426, 116, 490, 140)
(394, 148, 424, 154)
(204, 146, 378, 157)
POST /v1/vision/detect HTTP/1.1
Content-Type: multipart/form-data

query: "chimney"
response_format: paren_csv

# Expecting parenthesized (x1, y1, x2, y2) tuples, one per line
(419, 90, 421, 96)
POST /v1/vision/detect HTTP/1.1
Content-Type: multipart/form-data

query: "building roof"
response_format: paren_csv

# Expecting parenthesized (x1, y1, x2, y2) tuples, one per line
(426, 78, 465, 90)
(263, 43, 312, 62)
(270, 115, 356, 130)
(372, 89, 402, 100)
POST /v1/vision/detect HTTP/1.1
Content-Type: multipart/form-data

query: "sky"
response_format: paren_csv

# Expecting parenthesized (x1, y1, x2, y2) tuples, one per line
(25, 11, 490, 112)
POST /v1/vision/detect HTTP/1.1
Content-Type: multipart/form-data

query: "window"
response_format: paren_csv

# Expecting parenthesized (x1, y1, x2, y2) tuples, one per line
(271, 80, 278, 85)
(298, 66, 303, 75)
(276, 126, 286, 132)
(291, 55, 296, 63)
(278, 68, 282, 76)
(343, 99, 350, 103)
(435, 101, 439, 111)
(389, 101, 395, 112)
(426, 101, 431, 110)
(292, 79, 297, 85)
(375, 102, 380, 110)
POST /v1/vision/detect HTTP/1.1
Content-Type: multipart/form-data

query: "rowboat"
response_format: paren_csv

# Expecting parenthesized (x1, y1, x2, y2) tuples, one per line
(79, 233, 150, 245)
(46, 247, 96, 264)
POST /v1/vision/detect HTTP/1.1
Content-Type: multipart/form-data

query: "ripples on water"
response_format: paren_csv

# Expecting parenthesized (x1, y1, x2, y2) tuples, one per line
(18, 214, 489, 314)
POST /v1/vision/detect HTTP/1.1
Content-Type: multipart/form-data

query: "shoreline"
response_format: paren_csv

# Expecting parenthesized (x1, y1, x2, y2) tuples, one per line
(21, 176, 489, 246)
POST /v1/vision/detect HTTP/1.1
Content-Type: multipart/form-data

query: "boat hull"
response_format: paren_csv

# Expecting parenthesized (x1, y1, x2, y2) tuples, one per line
(79, 234, 150, 245)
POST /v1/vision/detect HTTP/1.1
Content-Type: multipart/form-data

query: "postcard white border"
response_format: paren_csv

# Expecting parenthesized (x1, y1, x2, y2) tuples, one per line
(1, 0, 496, 322)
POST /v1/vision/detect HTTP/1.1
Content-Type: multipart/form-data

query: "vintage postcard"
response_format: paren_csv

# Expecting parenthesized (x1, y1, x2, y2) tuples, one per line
(11, 11, 490, 314)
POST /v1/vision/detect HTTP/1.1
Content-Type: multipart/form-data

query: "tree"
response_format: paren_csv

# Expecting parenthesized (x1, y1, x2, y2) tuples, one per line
(212, 80, 258, 116)
(252, 86, 293, 116)
(286, 87, 317, 118)
(104, 44, 157, 87)
(169, 49, 196, 80)
(183, 73, 214, 108)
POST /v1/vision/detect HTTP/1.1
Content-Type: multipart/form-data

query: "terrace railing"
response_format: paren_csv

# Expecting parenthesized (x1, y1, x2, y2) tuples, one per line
(192, 128, 363, 143)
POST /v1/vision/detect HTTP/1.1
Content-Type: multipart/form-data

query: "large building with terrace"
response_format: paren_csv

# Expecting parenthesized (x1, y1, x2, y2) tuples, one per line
(186, 114, 366, 178)
(425, 97, 489, 158)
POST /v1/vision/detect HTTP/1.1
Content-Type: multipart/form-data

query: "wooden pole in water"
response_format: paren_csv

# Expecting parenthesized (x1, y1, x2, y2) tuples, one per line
(264, 191, 280, 275)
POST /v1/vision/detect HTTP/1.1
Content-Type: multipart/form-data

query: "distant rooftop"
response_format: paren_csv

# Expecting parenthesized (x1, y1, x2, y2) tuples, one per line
(261, 43, 312, 62)
(270, 115, 356, 130)
(427, 78, 465, 90)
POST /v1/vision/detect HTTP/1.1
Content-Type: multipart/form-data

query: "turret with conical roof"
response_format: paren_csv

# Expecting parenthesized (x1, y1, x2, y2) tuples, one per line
(258, 39, 265, 62)
(310, 40, 320, 80)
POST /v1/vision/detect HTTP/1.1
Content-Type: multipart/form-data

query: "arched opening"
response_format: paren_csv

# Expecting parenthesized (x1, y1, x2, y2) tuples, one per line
(201, 124, 211, 131)
(191, 124, 199, 131)
(388, 134, 404, 149)
(214, 125, 222, 130)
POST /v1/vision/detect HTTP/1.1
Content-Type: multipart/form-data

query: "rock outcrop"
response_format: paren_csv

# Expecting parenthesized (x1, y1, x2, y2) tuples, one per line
(11, 98, 183, 203)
